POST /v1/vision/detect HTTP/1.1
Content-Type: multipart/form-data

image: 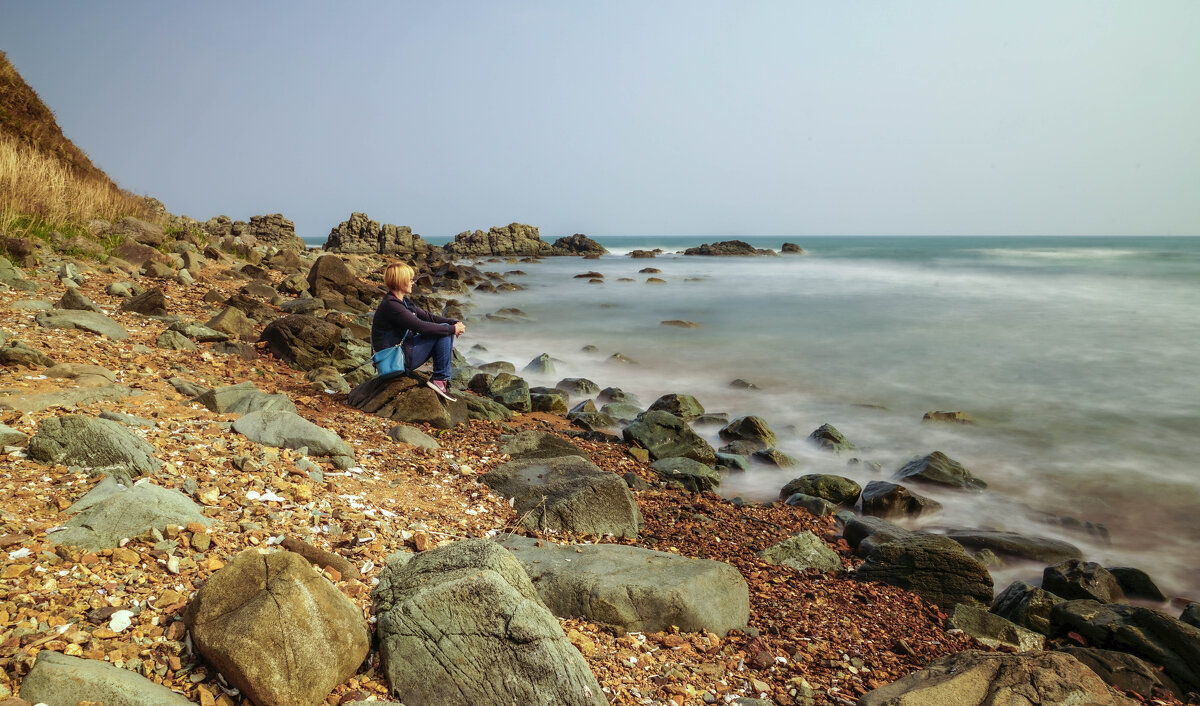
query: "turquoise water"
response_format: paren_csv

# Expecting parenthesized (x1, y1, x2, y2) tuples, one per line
(307, 234, 1200, 599)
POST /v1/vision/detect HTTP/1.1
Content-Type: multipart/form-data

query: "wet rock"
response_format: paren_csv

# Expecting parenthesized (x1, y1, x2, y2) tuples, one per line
(185, 548, 370, 706)
(191, 381, 297, 415)
(597, 386, 638, 404)
(1180, 603, 1200, 628)
(35, 309, 128, 340)
(857, 650, 1135, 706)
(894, 451, 987, 491)
(346, 374, 469, 429)
(1059, 647, 1183, 701)
(838, 514, 913, 556)
(948, 603, 1044, 651)
(807, 423, 855, 453)
(482, 455, 641, 537)
(1050, 600, 1200, 695)
(757, 531, 842, 573)
(523, 353, 555, 375)
(783, 493, 839, 517)
(600, 402, 642, 423)
(729, 378, 759, 390)
(556, 377, 600, 397)
(648, 393, 705, 419)
(751, 447, 799, 468)
(854, 533, 994, 609)
(1043, 560, 1125, 603)
(624, 410, 717, 465)
(939, 529, 1082, 564)
(552, 233, 608, 254)
(52, 480, 210, 550)
(779, 474, 861, 507)
(683, 240, 777, 256)
(649, 456, 720, 493)
(531, 389, 569, 414)
(570, 412, 620, 432)
(781, 242, 804, 254)
(861, 481, 942, 519)
(1107, 566, 1168, 602)
(500, 535, 748, 636)
(923, 410, 974, 424)
(718, 416, 776, 448)
(20, 650, 192, 705)
(29, 414, 160, 483)
(372, 539, 605, 705)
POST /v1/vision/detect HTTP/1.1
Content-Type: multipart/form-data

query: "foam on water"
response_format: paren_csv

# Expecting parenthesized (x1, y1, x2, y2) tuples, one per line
(461, 236, 1200, 599)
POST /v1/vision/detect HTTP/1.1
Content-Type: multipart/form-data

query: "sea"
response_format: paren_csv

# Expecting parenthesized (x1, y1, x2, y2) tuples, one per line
(304, 234, 1200, 602)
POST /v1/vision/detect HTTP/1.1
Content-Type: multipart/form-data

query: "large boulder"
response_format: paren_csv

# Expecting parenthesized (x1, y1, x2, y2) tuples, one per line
(807, 423, 856, 453)
(28, 414, 161, 483)
(191, 381, 297, 415)
(106, 216, 166, 246)
(682, 240, 776, 256)
(372, 539, 606, 706)
(260, 314, 372, 376)
(1050, 600, 1200, 695)
(444, 223, 556, 257)
(838, 514, 914, 557)
(482, 455, 641, 538)
(861, 481, 942, 519)
(306, 254, 381, 313)
(35, 309, 129, 340)
(50, 480, 210, 550)
(469, 371, 531, 412)
(185, 549, 370, 706)
(110, 240, 171, 269)
(857, 650, 1135, 706)
(757, 531, 843, 574)
(647, 393, 705, 420)
(991, 580, 1066, 636)
(623, 410, 716, 464)
(1059, 647, 1183, 701)
(346, 374, 469, 429)
(323, 212, 430, 254)
(551, 233, 608, 255)
(894, 451, 987, 490)
(780, 474, 861, 507)
(853, 533, 994, 609)
(1043, 560, 1125, 603)
(20, 651, 193, 705)
(944, 529, 1082, 564)
(232, 410, 355, 461)
(499, 535, 749, 636)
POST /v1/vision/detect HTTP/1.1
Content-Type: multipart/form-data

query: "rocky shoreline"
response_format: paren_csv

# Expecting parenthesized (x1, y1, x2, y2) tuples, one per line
(0, 212, 1196, 705)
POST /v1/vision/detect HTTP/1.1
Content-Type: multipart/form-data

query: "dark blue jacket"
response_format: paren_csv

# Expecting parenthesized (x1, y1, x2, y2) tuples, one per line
(370, 292, 457, 353)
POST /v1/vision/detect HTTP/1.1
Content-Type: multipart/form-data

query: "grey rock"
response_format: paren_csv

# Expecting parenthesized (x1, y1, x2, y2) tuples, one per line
(861, 481, 942, 519)
(204, 305, 257, 340)
(35, 309, 129, 340)
(0, 385, 137, 413)
(166, 320, 230, 342)
(523, 353, 555, 375)
(948, 603, 1045, 651)
(857, 650, 1136, 706)
(482, 455, 641, 537)
(649, 456, 721, 492)
(0, 422, 27, 446)
(718, 416, 776, 448)
(648, 393, 705, 419)
(807, 423, 855, 453)
(783, 492, 839, 517)
(155, 329, 196, 350)
(469, 371, 531, 412)
(444, 222, 557, 257)
(555, 377, 600, 397)
(98, 410, 156, 428)
(500, 430, 588, 461)
(323, 212, 430, 254)
(1043, 560, 1125, 603)
(942, 529, 1082, 564)
(499, 535, 749, 636)
(751, 446, 800, 467)
(757, 531, 843, 573)
(623, 410, 716, 464)
(853, 533, 994, 609)
(28, 414, 160, 481)
(894, 451, 987, 490)
(372, 538, 605, 706)
(20, 650, 193, 705)
(600, 402, 643, 423)
(119, 287, 169, 316)
(388, 424, 440, 449)
(779, 474, 861, 507)
(167, 377, 209, 398)
(185, 548, 370, 706)
(45, 362, 116, 387)
(0, 254, 37, 291)
(991, 580, 1066, 636)
(7, 298, 52, 310)
(568, 398, 597, 416)
(1060, 646, 1183, 700)
(56, 286, 102, 312)
(306, 254, 380, 313)
(1050, 599, 1200, 695)
(232, 410, 355, 459)
(260, 314, 372, 375)
(52, 480, 210, 550)
(191, 381, 298, 415)
(463, 392, 516, 422)
(839, 513, 914, 557)
(0, 339, 54, 367)
(597, 386, 638, 404)
(347, 374, 469, 429)
(531, 390, 570, 414)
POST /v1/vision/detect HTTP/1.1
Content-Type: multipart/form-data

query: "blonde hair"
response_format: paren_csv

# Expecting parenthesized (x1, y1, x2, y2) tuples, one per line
(383, 262, 415, 292)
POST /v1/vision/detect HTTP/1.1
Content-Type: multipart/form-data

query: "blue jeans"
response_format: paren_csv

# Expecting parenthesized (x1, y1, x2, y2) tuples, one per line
(405, 333, 454, 381)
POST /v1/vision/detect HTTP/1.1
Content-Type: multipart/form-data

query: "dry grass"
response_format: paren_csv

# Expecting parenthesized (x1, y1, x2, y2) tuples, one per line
(0, 132, 152, 236)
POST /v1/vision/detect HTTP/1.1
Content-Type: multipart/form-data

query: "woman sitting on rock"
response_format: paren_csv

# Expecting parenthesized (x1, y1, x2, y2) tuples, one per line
(371, 262, 465, 401)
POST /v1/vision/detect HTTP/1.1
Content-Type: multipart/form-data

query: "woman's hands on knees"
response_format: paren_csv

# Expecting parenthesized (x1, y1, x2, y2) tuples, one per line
(454, 321, 466, 337)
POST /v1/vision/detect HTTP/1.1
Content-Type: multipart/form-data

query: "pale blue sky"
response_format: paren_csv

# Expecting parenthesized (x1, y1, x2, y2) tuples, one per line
(2, 2, 1197, 238)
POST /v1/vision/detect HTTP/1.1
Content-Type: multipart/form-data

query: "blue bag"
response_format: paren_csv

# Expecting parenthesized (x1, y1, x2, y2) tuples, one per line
(372, 331, 408, 376)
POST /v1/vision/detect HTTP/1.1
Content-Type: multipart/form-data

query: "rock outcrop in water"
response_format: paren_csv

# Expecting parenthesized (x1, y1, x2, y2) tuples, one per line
(683, 240, 777, 256)
(323, 212, 433, 255)
(444, 223, 556, 257)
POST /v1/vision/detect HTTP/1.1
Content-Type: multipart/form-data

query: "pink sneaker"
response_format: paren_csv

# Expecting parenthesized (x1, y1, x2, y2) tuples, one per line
(427, 378, 457, 402)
